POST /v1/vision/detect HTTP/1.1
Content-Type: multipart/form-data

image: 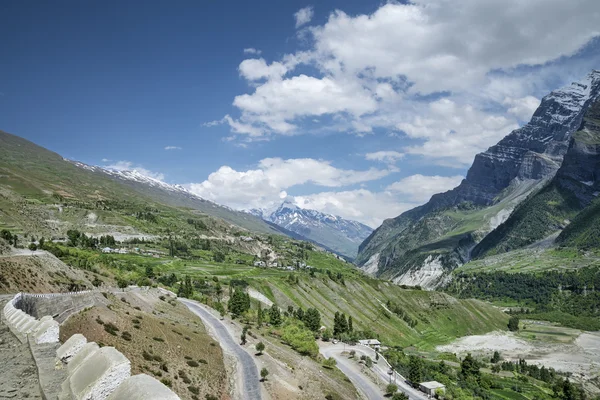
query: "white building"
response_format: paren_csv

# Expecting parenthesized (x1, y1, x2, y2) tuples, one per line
(419, 381, 445, 396)
(358, 339, 381, 349)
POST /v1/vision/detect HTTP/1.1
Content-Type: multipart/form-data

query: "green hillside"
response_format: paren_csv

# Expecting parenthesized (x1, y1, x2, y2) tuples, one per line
(0, 130, 282, 239)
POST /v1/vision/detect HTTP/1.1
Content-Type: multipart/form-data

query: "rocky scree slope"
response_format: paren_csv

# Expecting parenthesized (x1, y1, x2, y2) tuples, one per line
(356, 70, 600, 288)
(473, 96, 600, 257)
(251, 200, 372, 259)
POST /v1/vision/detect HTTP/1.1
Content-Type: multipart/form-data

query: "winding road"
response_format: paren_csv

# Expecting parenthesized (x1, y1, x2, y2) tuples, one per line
(319, 343, 429, 400)
(179, 299, 262, 400)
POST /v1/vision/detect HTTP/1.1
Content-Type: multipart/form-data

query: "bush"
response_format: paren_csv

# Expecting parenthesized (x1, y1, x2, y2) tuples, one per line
(121, 331, 132, 341)
(260, 367, 269, 381)
(188, 386, 200, 395)
(256, 342, 265, 355)
(160, 378, 172, 387)
(386, 383, 398, 395)
(187, 360, 200, 367)
(104, 322, 119, 335)
(323, 357, 337, 369)
(281, 321, 319, 357)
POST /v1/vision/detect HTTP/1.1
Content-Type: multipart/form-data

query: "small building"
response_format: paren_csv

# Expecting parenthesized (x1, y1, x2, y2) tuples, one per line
(253, 261, 266, 267)
(358, 339, 381, 350)
(419, 381, 445, 396)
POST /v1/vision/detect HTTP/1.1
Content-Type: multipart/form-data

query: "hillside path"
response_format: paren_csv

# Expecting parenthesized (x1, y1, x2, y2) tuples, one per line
(179, 299, 262, 400)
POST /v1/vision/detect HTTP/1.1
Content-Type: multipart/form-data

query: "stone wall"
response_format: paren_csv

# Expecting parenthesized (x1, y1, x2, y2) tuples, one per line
(2, 292, 181, 400)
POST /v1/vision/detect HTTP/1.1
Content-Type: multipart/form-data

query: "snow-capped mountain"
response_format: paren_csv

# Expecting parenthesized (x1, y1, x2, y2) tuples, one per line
(251, 200, 373, 259)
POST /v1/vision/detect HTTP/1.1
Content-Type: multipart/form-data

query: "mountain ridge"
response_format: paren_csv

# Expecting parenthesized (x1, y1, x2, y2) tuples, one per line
(356, 70, 600, 287)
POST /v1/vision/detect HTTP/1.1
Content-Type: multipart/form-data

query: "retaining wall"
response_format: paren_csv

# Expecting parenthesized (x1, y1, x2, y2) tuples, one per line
(2, 291, 181, 400)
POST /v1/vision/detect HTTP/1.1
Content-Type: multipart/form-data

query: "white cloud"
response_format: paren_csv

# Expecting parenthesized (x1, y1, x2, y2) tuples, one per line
(104, 161, 165, 181)
(164, 146, 182, 151)
(365, 151, 404, 163)
(398, 98, 519, 164)
(243, 48, 262, 55)
(209, 0, 600, 165)
(101, 158, 111, 162)
(238, 58, 288, 81)
(386, 174, 464, 203)
(294, 6, 314, 28)
(503, 96, 541, 121)
(187, 157, 395, 211)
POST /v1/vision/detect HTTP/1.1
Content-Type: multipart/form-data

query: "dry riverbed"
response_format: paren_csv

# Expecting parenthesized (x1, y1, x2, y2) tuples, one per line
(437, 322, 600, 393)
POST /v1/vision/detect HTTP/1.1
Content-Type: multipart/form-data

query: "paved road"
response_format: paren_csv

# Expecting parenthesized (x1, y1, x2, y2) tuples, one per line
(320, 343, 429, 400)
(179, 299, 262, 400)
(320, 344, 383, 400)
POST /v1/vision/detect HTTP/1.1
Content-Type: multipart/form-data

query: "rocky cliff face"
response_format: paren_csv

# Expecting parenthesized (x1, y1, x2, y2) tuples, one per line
(357, 70, 600, 287)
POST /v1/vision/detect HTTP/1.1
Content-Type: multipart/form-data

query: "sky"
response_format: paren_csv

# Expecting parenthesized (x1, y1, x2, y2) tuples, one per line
(1, 1, 600, 228)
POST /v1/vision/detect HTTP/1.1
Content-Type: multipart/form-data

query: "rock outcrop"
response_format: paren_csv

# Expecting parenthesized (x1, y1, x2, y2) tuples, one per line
(357, 70, 600, 287)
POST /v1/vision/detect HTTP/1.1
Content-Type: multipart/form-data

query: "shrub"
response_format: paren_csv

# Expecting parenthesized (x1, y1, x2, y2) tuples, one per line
(187, 360, 200, 367)
(386, 383, 398, 395)
(256, 342, 265, 355)
(160, 378, 172, 387)
(188, 386, 199, 395)
(121, 331, 132, 341)
(104, 322, 119, 335)
(153, 337, 164, 342)
(260, 367, 269, 381)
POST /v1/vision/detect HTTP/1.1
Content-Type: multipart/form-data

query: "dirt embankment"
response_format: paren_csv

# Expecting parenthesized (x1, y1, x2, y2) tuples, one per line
(60, 289, 228, 400)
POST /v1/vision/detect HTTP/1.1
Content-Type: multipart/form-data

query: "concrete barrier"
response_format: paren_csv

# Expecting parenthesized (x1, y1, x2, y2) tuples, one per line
(32, 318, 60, 344)
(67, 342, 100, 374)
(2, 291, 180, 399)
(106, 374, 179, 400)
(57, 334, 87, 363)
(60, 347, 131, 400)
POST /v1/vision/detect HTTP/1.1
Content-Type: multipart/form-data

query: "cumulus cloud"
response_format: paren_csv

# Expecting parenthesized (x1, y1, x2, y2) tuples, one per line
(503, 96, 541, 121)
(104, 161, 165, 181)
(386, 174, 464, 203)
(365, 151, 404, 163)
(398, 98, 519, 164)
(294, 6, 314, 28)
(164, 146, 182, 151)
(243, 48, 262, 55)
(209, 0, 600, 165)
(187, 157, 395, 212)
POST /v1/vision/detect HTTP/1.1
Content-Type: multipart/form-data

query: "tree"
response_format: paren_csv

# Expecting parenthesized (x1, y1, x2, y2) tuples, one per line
(260, 367, 269, 382)
(145, 265, 155, 279)
(491, 351, 501, 363)
(28, 243, 37, 252)
(365, 356, 373, 368)
(386, 384, 398, 396)
(304, 308, 321, 332)
(348, 316, 353, 332)
(257, 303, 263, 326)
(256, 342, 265, 355)
(391, 394, 408, 400)
(269, 304, 281, 326)
(408, 355, 423, 383)
(38, 237, 45, 249)
(460, 353, 480, 380)
(295, 307, 305, 321)
(508, 316, 520, 331)
(240, 327, 247, 345)
(213, 251, 225, 263)
(228, 289, 251, 317)
(0, 229, 12, 242)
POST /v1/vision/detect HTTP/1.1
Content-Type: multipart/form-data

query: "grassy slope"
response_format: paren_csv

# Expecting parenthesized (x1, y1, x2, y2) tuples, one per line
(0, 129, 281, 237)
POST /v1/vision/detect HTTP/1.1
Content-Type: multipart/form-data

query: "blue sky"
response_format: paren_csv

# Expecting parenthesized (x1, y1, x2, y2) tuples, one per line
(2, 0, 600, 227)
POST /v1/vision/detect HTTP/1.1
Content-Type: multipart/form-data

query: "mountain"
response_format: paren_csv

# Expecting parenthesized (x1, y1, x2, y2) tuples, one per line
(473, 97, 600, 257)
(251, 201, 373, 259)
(356, 70, 600, 288)
(0, 130, 284, 238)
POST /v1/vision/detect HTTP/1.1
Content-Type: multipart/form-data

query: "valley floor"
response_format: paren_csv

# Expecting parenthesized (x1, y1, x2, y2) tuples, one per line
(437, 322, 600, 394)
